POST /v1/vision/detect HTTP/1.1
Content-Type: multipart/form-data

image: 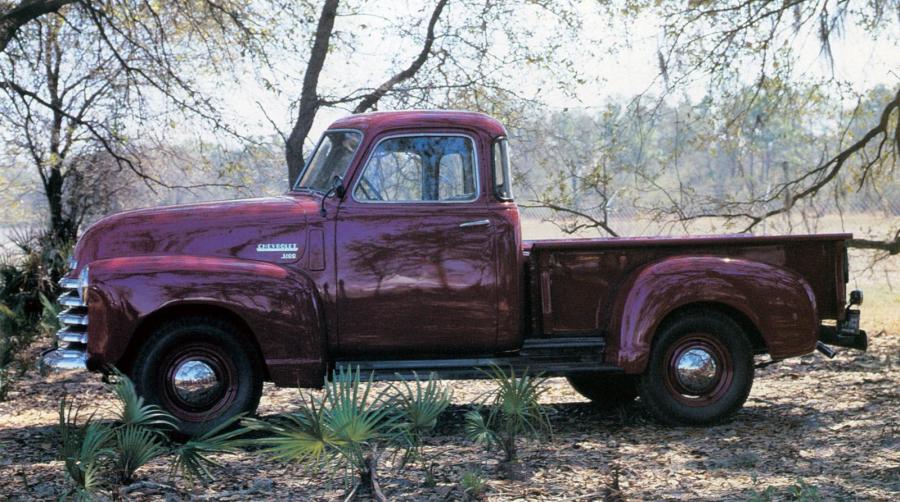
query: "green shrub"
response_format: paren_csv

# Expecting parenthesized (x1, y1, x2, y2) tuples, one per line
(170, 415, 245, 484)
(460, 469, 487, 500)
(59, 400, 113, 500)
(394, 373, 452, 464)
(464, 365, 550, 465)
(57, 371, 242, 498)
(747, 479, 822, 502)
(1, 230, 72, 399)
(244, 367, 450, 501)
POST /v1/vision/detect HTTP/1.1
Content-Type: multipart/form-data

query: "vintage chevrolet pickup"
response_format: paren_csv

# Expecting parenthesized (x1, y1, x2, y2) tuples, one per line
(42, 111, 867, 435)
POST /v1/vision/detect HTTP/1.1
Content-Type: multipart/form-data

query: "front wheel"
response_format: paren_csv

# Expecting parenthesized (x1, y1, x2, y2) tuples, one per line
(130, 316, 264, 436)
(638, 310, 754, 426)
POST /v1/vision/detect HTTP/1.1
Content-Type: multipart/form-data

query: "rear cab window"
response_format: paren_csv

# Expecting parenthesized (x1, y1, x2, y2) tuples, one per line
(493, 137, 513, 201)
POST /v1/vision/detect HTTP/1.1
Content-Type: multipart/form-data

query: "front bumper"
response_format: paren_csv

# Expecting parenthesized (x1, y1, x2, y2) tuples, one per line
(40, 347, 88, 373)
(819, 308, 867, 351)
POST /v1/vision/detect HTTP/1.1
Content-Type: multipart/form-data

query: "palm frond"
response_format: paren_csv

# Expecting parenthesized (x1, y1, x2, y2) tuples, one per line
(326, 366, 399, 444)
(58, 395, 113, 496)
(469, 365, 551, 462)
(113, 425, 167, 484)
(171, 413, 246, 484)
(395, 372, 451, 436)
(242, 393, 338, 467)
(79, 422, 115, 465)
(463, 408, 497, 447)
(484, 365, 550, 437)
(393, 372, 451, 464)
(109, 369, 177, 432)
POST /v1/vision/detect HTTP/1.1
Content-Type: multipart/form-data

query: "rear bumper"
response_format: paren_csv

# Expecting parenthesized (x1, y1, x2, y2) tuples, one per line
(819, 309, 867, 351)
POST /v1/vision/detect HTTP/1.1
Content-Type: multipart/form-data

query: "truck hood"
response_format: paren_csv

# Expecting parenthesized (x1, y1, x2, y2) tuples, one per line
(73, 195, 316, 269)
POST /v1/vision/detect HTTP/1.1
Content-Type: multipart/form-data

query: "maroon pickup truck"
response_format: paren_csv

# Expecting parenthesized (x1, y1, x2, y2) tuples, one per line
(42, 111, 867, 435)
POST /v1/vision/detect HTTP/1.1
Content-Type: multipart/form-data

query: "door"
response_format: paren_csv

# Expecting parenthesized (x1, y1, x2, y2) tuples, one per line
(335, 133, 500, 357)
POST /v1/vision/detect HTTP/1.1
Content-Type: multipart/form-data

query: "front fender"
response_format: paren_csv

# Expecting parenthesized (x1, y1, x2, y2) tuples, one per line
(85, 255, 326, 387)
(606, 256, 818, 373)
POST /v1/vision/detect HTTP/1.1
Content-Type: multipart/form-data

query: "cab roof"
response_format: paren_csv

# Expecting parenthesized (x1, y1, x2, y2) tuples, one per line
(328, 110, 507, 137)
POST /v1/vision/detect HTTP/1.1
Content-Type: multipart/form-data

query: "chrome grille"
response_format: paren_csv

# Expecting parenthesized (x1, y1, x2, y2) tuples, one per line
(56, 273, 88, 347)
(40, 260, 89, 374)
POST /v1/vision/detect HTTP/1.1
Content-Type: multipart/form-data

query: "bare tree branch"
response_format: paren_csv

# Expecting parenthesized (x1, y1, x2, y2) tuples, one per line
(351, 0, 448, 114)
(0, 0, 75, 52)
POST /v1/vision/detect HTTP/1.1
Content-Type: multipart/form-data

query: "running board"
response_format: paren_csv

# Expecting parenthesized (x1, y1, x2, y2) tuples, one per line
(334, 337, 621, 381)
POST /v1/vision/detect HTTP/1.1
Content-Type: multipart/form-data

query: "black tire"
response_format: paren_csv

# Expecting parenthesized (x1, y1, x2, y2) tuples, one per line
(566, 373, 639, 405)
(131, 316, 263, 437)
(638, 310, 753, 426)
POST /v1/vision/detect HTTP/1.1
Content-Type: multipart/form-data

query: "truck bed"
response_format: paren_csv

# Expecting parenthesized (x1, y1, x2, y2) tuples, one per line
(525, 233, 849, 338)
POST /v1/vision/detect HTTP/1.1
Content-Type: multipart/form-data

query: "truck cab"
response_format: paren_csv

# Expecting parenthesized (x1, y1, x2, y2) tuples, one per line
(42, 111, 867, 436)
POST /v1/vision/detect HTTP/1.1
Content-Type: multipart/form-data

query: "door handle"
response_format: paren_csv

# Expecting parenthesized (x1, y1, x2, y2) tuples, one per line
(459, 219, 491, 228)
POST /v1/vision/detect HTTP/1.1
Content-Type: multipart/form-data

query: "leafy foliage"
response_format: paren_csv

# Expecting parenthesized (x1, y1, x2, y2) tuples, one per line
(58, 397, 113, 500)
(56, 372, 242, 497)
(394, 372, 451, 463)
(244, 367, 450, 500)
(112, 425, 167, 484)
(460, 469, 487, 500)
(110, 368, 176, 431)
(170, 414, 245, 484)
(0, 230, 71, 399)
(464, 365, 550, 463)
(244, 366, 398, 470)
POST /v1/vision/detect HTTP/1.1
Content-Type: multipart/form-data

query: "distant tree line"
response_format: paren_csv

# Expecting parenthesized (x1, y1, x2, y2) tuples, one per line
(0, 0, 896, 255)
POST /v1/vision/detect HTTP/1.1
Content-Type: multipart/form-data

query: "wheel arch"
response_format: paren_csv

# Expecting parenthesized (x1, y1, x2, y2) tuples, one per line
(115, 302, 269, 381)
(655, 302, 766, 354)
(607, 255, 818, 374)
(86, 255, 329, 388)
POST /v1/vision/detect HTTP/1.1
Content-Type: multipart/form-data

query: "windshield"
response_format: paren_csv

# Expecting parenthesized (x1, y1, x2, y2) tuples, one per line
(294, 130, 362, 192)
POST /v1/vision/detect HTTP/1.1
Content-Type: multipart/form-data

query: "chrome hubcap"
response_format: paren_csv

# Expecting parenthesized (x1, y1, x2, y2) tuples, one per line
(172, 360, 221, 407)
(674, 348, 718, 394)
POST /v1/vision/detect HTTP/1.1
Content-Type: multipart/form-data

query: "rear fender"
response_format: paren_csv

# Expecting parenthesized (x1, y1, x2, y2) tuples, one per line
(606, 256, 817, 373)
(85, 255, 325, 387)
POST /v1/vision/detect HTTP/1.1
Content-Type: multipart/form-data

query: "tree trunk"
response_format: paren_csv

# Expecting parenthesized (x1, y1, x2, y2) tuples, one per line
(41, 15, 75, 243)
(285, 0, 339, 188)
(347, 452, 387, 502)
(284, 0, 447, 188)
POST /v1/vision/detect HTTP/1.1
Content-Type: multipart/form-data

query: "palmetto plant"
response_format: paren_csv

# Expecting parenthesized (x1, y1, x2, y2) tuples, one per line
(59, 398, 113, 500)
(57, 371, 243, 497)
(464, 365, 550, 465)
(244, 367, 450, 501)
(112, 425, 168, 484)
(460, 469, 488, 500)
(110, 370, 177, 431)
(170, 414, 245, 484)
(394, 373, 452, 464)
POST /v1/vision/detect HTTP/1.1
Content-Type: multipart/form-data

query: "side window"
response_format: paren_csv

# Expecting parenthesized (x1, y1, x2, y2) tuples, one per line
(492, 137, 513, 201)
(354, 136, 478, 202)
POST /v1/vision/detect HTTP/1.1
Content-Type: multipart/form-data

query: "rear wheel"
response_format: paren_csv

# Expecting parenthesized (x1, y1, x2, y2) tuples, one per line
(638, 310, 754, 425)
(131, 316, 263, 436)
(566, 373, 639, 405)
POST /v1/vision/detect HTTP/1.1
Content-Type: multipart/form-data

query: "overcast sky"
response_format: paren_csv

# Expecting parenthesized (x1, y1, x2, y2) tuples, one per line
(212, 1, 899, 146)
